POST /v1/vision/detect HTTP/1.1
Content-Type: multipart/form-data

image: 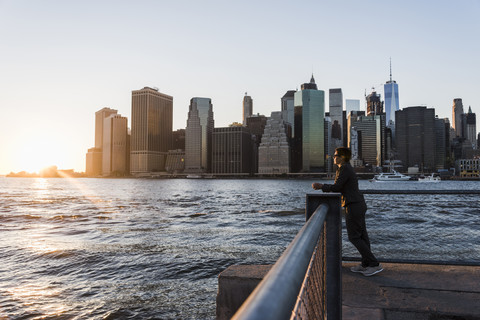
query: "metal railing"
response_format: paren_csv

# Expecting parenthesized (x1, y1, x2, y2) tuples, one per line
(233, 189, 480, 319)
(232, 193, 342, 320)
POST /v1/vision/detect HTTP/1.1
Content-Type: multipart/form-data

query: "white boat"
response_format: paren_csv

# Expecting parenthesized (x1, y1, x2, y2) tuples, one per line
(418, 173, 441, 182)
(372, 171, 411, 181)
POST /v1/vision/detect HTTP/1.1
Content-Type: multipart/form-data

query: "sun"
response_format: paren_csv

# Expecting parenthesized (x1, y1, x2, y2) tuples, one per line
(12, 133, 67, 173)
(16, 142, 58, 173)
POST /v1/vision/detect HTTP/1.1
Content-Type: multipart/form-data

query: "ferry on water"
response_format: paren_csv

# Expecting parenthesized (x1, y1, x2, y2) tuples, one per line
(418, 173, 441, 182)
(372, 170, 411, 182)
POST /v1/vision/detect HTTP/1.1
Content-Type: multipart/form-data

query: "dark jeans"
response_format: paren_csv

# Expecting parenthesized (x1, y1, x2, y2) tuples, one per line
(345, 201, 379, 267)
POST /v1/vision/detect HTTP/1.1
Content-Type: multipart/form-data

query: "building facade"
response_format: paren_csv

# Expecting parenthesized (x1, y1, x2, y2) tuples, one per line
(366, 90, 383, 117)
(102, 114, 129, 176)
(347, 111, 385, 167)
(185, 97, 214, 173)
(452, 98, 464, 138)
(384, 61, 399, 128)
(466, 106, 477, 149)
(434, 117, 448, 170)
(281, 90, 296, 135)
(86, 107, 118, 176)
(258, 112, 290, 174)
(211, 126, 253, 174)
(396, 106, 436, 172)
(294, 75, 325, 172)
(329, 88, 344, 143)
(86, 147, 102, 177)
(130, 87, 173, 174)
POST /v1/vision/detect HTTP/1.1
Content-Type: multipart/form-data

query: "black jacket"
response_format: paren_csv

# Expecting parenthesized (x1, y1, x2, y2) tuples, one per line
(321, 163, 365, 207)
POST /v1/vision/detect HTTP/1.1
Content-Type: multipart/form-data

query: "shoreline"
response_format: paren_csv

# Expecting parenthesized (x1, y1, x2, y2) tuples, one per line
(2, 173, 479, 181)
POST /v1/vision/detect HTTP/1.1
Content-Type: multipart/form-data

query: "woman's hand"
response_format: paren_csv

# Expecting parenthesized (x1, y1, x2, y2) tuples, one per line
(312, 182, 323, 190)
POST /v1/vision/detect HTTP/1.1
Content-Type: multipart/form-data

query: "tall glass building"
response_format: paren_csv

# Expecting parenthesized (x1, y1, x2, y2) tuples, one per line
(185, 97, 214, 173)
(384, 62, 399, 127)
(294, 75, 325, 172)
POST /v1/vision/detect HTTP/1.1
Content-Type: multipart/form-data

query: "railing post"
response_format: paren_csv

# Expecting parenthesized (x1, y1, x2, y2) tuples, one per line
(307, 193, 342, 320)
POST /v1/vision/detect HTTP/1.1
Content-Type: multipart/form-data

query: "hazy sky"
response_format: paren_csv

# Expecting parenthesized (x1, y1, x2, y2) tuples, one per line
(1, 0, 479, 174)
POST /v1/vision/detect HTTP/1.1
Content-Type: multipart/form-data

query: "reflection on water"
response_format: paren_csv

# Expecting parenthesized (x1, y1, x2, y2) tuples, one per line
(0, 177, 479, 319)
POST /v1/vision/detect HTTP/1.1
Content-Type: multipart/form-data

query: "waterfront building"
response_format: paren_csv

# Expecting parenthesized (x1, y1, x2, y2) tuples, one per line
(246, 114, 268, 173)
(86, 107, 118, 176)
(85, 147, 102, 177)
(329, 88, 344, 143)
(211, 126, 253, 175)
(366, 90, 383, 117)
(456, 159, 480, 177)
(130, 87, 173, 174)
(346, 99, 360, 115)
(95, 108, 118, 149)
(452, 98, 464, 138)
(185, 97, 214, 173)
(435, 117, 448, 170)
(258, 112, 290, 174)
(396, 106, 436, 172)
(292, 105, 303, 172)
(281, 90, 296, 134)
(243, 93, 253, 125)
(324, 117, 333, 173)
(165, 149, 185, 173)
(466, 106, 477, 149)
(329, 89, 345, 170)
(347, 111, 385, 167)
(349, 127, 361, 164)
(384, 60, 399, 129)
(102, 114, 129, 176)
(294, 75, 325, 172)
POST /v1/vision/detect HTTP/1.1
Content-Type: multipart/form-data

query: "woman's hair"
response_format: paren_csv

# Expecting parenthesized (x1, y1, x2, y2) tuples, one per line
(335, 147, 352, 162)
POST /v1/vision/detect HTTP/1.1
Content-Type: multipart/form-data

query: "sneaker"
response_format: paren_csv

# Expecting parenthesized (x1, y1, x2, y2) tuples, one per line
(350, 264, 367, 273)
(361, 265, 383, 276)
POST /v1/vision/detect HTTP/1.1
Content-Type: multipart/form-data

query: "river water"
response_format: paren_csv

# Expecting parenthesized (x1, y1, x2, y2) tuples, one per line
(1, 177, 479, 319)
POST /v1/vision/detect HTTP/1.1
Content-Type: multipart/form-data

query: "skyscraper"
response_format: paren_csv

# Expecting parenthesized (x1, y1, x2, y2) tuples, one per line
(466, 106, 477, 149)
(384, 60, 399, 128)
(329, 88, 343, 142)
(435, 117, 448, 170)
(86, 107, 118, 176)
(258, 112, 290, 174)
(211, 126, 253, 174)
(102, 114, 129, 176)
(281, 90, 296, 134)
(243, 93, 253, 125)
(130, 87, 173, 175)
(396, 106, 436, 172)
(185, 97, 214, 173)
(347, 111, 385, 167)
(95, 107, 118, 149)
(452, 98, 464, 138)
(294, 75, 325, 172)
(366, 90, 383, 116)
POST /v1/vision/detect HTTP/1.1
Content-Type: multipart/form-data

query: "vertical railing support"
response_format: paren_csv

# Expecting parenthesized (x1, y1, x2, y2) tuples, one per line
(306, 193, 342, 320)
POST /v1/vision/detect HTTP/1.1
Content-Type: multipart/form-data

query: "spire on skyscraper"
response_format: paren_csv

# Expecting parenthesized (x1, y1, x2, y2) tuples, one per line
(389, 57, 392, 82)
(468, 106, 473, 113)
(310, 74, 315, 84)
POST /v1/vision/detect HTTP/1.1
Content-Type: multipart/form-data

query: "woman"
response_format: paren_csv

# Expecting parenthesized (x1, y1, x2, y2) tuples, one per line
(312, 147, 383, 276)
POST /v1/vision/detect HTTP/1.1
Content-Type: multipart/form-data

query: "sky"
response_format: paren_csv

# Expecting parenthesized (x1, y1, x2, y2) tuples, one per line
(1, 0, 479, 174)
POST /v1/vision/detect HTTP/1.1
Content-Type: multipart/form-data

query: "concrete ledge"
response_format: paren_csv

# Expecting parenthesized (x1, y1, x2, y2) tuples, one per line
(216, 265, 272, 320)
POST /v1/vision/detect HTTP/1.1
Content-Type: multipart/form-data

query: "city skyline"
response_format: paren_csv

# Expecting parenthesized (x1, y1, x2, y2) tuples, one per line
(1, 1, 479, 174)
